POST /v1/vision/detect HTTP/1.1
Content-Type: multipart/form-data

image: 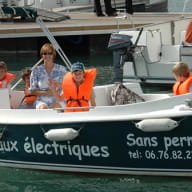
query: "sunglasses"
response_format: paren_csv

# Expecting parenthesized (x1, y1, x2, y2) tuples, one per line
(42, 52, 53, 55)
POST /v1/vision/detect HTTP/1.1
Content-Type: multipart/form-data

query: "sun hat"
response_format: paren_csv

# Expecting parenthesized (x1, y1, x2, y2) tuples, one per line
(71, 62, 85, 72)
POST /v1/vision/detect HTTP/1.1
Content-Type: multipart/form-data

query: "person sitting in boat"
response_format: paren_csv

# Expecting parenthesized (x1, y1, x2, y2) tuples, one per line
(18, 67, 37, 109)
(49, 62, 96, 112)
(30, 43, 67, 109)
(172, 62, 192, 95)
(0, 61, 16, 89)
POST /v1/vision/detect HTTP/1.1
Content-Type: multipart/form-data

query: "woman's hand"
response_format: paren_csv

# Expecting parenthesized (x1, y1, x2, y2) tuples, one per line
(48, 79, 57, 93)
(48, 79, 63, 101)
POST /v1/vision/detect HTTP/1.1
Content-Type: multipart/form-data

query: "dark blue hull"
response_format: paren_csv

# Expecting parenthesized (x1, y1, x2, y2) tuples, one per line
(1, 116, 192, 176)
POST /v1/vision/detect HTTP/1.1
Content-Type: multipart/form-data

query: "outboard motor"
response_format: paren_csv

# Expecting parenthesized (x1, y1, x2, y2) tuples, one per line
(108, 28, 143, 83)
(108, 33, 133, 83)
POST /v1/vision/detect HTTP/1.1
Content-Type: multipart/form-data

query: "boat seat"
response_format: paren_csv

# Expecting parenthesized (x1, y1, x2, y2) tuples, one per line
(94, 85, 113, 106)
(145, 30, 162, 63)
(0, 88, 10, 109)
(10, 90, 24, 109)
(94, 83, 143, 106)
(160, 45, 181, 63)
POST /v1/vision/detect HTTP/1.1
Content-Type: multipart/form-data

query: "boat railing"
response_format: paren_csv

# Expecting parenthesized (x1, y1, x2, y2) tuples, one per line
(10, 90, 24, 109)
(36, 16, 71, 71)
(11, 58, 43, 90)
(159, 45, 181, 63)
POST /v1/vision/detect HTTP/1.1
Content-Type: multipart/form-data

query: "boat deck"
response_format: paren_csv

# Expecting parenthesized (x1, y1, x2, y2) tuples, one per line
(0, 12, 192, 38)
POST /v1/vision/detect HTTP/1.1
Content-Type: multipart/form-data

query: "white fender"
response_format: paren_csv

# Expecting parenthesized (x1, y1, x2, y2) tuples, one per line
(135, 118, 178, 132)
(44, 128, 79, 141)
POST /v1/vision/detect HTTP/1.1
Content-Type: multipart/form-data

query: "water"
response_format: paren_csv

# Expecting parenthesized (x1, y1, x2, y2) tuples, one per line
(168, 0, 192, 13)
(1, 168, 192, 192)
(0, 167, 190, 192)
(1, 0, 192, 191)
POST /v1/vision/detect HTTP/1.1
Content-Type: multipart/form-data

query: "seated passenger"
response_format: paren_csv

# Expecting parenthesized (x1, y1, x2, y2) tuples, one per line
(49, 62, 96, 112)
(172, 62, 192, 95)
(19, 68, 37, 109)
(30, 43, 67, 109)
(0, 61, 16, 89)
(0, 61, 16, 109)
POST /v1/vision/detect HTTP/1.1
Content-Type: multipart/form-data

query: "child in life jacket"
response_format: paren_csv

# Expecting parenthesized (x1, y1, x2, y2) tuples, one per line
(0, 61, 16, 89)
(20, 67, 37, 108)
(172, 62, 192, 95)
(49, 62, 96, 112)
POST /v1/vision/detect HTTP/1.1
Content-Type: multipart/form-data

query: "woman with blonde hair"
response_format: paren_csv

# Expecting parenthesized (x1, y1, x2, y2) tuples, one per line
(30, 43, 67, 109)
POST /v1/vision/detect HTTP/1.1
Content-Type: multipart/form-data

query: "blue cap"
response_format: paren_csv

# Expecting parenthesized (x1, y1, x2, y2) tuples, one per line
(71, 62, 85, 72)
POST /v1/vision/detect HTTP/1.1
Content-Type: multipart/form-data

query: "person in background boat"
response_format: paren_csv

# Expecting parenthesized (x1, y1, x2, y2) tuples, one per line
(94, 0, 117, 16)
(125, 0, 134, 15)
(18, 67, 37, 109)
(0, 61, 16, 89)
(30, 43, 67, 109)
(49, 62, 96, 112)
(172, 62, 192, 95)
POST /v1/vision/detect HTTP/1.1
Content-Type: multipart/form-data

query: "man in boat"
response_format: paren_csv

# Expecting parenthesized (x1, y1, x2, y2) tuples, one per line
(172, 62, 192, 95)
(49, 62, 96, 112)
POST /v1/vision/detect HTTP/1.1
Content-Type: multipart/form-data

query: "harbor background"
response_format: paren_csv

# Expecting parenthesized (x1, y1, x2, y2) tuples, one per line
(1, 0, 192, 191)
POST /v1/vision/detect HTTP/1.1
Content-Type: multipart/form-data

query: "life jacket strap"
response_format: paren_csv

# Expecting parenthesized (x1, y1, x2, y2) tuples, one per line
(67, 96, 89, 107)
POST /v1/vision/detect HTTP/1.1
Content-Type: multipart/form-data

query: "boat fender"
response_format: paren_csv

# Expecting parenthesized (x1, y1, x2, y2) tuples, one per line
(44, 128, 79, 141)
(135, 118, 178, 132)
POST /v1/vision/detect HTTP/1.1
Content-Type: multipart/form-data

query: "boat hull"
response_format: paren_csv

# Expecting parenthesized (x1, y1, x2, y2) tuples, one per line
(1, 117, 192, 176)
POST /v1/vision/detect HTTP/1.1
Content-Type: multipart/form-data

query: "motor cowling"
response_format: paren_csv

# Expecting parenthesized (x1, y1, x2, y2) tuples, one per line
(108, 33, 133, 50)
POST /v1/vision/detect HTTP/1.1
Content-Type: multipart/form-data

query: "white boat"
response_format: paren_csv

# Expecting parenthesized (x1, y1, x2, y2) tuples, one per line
(108, 15, 192, 85)
(1, 4, 192, 177)
(1, 80, 192, 177)
(0, 0, 168, 12)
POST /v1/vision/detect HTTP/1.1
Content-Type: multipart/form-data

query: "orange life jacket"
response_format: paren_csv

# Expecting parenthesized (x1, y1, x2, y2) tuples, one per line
(173, 75, 192, 95)
(0, 72, 16, 88)
(185, 20, 192, 43)
(62, 69, 96, 112)
(24, 86, 37, 104)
